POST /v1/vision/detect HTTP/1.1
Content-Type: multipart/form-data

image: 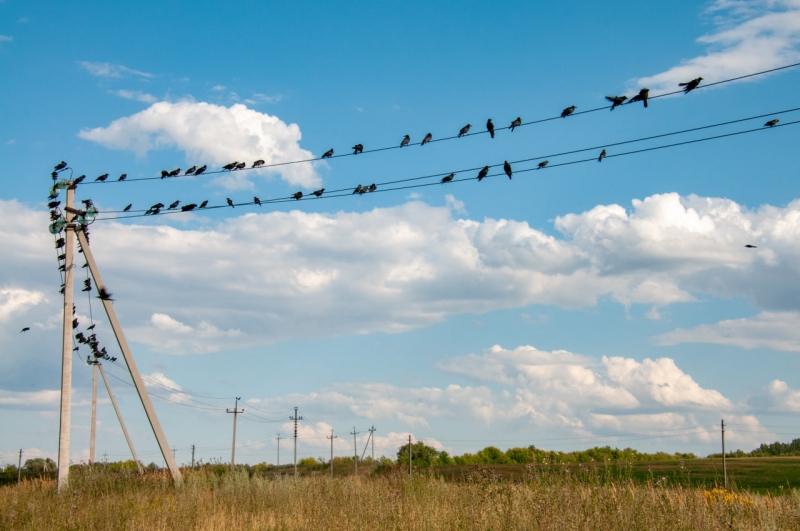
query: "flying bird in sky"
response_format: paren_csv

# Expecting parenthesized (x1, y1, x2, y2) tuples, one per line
(95, 174, 108, 182)
(312, 188, 325, 197)
(510, 117, 521, 132)
(486, 119, 495, 138)
(252, 160, 265, 168)
(227, 198, 234, 208)
(293, 192, 303, 200)
(185, 166, 197, 175)
(744, 244, 757, 248)
(538, 161, 549, 169)
(400, 135, 410, 147)
(254, 196, 262, 206)
(422, 133, 432, 146)
(504, 161, 512, 179)
(477, 166, 489, 181)
(630, 88, 650, 108)
(598, 149, 607, 162)
(20, 327, 30, 333)
(195, 165, 207, 175)
(764, 119, 779, 127)
(458, 124, 471, 137)
(322, 149, 334, 158)
(123, 204, 132, 212)
(679, 77, 703, 93)
(441, 173, 454, 184)
(54, 161, 67, 171)
(352, 144, 364, 154)
(561, 106, 576, 118)
(97, 288, 114, 301)
(168, 200, 180, 210)
(199, 200, 208, 208)
(606, 95, 627, 110)
(118, 174, 127, 181)
(223, 162, 238, 171)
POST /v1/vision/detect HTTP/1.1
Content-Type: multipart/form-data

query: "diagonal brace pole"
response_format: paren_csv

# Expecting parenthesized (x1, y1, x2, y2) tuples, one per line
(98, 364, 144, 473)
(75, 228, 182, 485)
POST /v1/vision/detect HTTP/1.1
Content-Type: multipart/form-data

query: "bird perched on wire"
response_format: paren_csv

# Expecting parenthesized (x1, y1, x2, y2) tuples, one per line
(234, 162, 246, 170)
(48, 201, 61, 209)
(223, 162, 238, 171)
(199, 200, 208, 208)
(504, 161, 512, 179)
(353, 185, 363, 195)
(20, 327, 30, 333)
(293, 192, 303, 200)
(605, 95, 627, 110)
(561, 106, 576, 118)
(745, 244, 757, 248)
(477, 166, 489, 182)
(400, 135, 410, 148)
(181, 204, 197, 212)
(764, 119, 779, 127)
(151, 202, 165, 210)
(168, 200, 180, 210)
(227, 198, 234, 208)
(538, 161, 549, 169)
(195, 165, 207, 175)
(73, 175, 86, 185)
(185, 166, 197, 175)
(352, 144, 364, 155)
(368, 184, 377, 192)
(95, 174, 109, 182)
(629, 88, 649, 108)
(679, 77, 703, 94)
(123, 204, 132, 212)
(254, 196, 262, 206)
(54, 161, 68, 171)
(486, 119, 495, 138)
(322, 149, 334, 159)
(510, 117, 522, 132)
(312, 188, 325, 197)
(161, 170, 169, 179)
(458, 124, 471, 138)
(441, 173, 454, 184)
(252, 160, 265, 168)
(97, 288, 114, 301)
(118, 174, 127, 181)
(598, 149, 607, 162)
(168, 168, 181, 177)
(422, 133, 432, 146)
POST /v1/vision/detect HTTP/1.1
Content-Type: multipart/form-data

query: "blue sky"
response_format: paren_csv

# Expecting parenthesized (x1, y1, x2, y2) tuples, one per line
(2, 0, 800, 467)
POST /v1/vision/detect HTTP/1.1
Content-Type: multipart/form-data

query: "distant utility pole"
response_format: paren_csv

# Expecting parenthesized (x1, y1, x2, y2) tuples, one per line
(721, 419, 727, 488)
(350, 427, 360, 476)
(408, 435, 412, 476)
(89, 363, 97, 465)
(290, 407, 303, 478)
(361, 426, 377, 462)
(17, 449, 22, 484)
(172, 446, 177, 461)
(191, 445, 195, 469)
(227, 397, 243, 473)
(276, 434, 283, 467)
(102, 451, 108, 465)
(327, 429, 337, 479)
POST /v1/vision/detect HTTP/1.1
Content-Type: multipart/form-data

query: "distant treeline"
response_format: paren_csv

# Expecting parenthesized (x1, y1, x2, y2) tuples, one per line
(709, 438, 800, 458)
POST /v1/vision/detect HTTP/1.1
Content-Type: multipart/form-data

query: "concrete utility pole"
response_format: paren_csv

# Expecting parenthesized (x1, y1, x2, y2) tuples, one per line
(290, 408, 303, 478)
(350, 427, 360, 476)
(360, 425, 376, 462)
(191, 445, 195, 469)
(721, 419, 727, 488)
(57, 184, 75, 492)
(227, 397, 243, 473)
(327, 429, 337, 479)
(76, 228, 182, 485)
(98, 364, 143, 473)
(408, 435, 412, 476)
(172, 447, 177, 461)
(89, 363, 97, 465)
(276, 434, 282, 467)
(17, 449, 22, 484)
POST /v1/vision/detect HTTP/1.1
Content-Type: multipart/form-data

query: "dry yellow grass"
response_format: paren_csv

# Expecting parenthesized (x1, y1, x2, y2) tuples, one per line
(1, 467, 799, 530)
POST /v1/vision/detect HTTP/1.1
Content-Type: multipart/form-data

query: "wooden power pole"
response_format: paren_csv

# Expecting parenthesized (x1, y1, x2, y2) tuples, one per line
(327, 429, 337, 478)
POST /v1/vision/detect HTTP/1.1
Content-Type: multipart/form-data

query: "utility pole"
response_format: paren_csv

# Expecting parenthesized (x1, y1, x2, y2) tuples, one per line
(191, 445, 195, 469)
(276, 434, 282, 467)
(408, 435, 412, 476)
(89, 363, 97, 465)
(350, 427, 360, 476)
(97, 364, 143, 473)
(17, 449, 22, 484)
(721, 419, 727, 488)
(360, 425, 376, 462)
(227, 397, 243, 473)
(327, 429, 337, 479)
(57, 184, 75, 491)
(290, 408, 302, 478)
(172, 446, 177, 461)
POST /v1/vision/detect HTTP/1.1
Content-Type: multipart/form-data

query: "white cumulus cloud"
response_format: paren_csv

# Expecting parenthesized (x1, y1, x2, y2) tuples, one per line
(109, 89, 157, 103)
(0, 288, 45, 321)
(656, 311, 800, 351)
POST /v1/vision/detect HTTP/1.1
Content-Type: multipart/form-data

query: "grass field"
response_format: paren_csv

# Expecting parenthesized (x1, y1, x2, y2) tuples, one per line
(2, 465, 799, 530)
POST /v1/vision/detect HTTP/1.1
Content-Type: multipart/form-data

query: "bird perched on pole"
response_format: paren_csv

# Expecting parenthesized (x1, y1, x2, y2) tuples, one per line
(400, 135, 410, 148)
(764, 119, 779, 127)
(322, 149, 334, 159)
(477, 166, 489, 181)
(254, 196, 262, 206)
(538, 161, 548, 169)
(486, 119, 495, 138)
(510, 117, 521, 132)
(679, 77, 703, 94)
(605, 95, 627, 110)
(195, 165, 207, 175)
(458, 124, 471, 138)
(227, 198, 234, 208)
(95, 174, 109, 182)
(441, 173, 454, 184)
(598, 149, 607, 162)
(561, 106, 576, 118)
(352, 144, 364, 155)
(421, 133, 432, 146)
(629, 88, 649, 108)
(252, 160, 265, 168)
(504, 161, 512, 179)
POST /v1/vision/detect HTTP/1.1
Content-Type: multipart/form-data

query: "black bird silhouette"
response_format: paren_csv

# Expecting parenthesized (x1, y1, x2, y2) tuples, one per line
(118, 174, 127, 181)
(400, 135, 410, 147)
(630, 88, 649, 108)
(58, 264, 66, 272)
(353, 185, 363, 194)
(161, 170, 169, 179)
(95, 174, 109, 182)
(81, 199, 93, 207)
(147, 207, 161, 215)
(181, 203, 197, 212)
(679, 77, 703, 94)
(185, 166, 197, 175)
(73, 346, 79, 352)
(486, 119, 495, 138)
(254, 196, 262, 206)
(58, 253, 66, 261)
(234, 162, 246, 170)
(421, 133, 433, 146)
(199, 200, 208, 208)
(73, 175, 86, 185)
(510, 117, 522, 132)
(368, 184, 377, 193)
(87, 324, 96, 331)
(764, 119, 779, 127)
(48, 201, 61, 209)
(123, 204, 132, 212)
(152, 202, 165, 209)
(54, 161, 67, 171)
(538, 161, 549, 169)
(20, 327, 30, 333)
(352, 144, 364, 155)
(72, 318, 79, 329)
(477, 166, 489, 181)
(458, 124, 471, 138)
(168, 200, 180, 210)
(441, 173, 454, 184)
(598, 149, 607, 162)
(195, 165, 207, 175)
(322, 149, 334, 159)
(223, 162, 238, 171)
(606, 95, 627, 110)
(97, 288, 114, 301)
(312, 188, 325, 197)
(252, 160, 265, 168)
(561, 106, 576, 118)
(50, 210, 60, 220)
(110, 357, 117, 362)
(293, 191, 303, 200)
(745, 244, 757, 248)
(227, 198, 234, 208)
(81, 263, 89, 268)
(55, 238, 65, 248)
(504, 161, 512, 179)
